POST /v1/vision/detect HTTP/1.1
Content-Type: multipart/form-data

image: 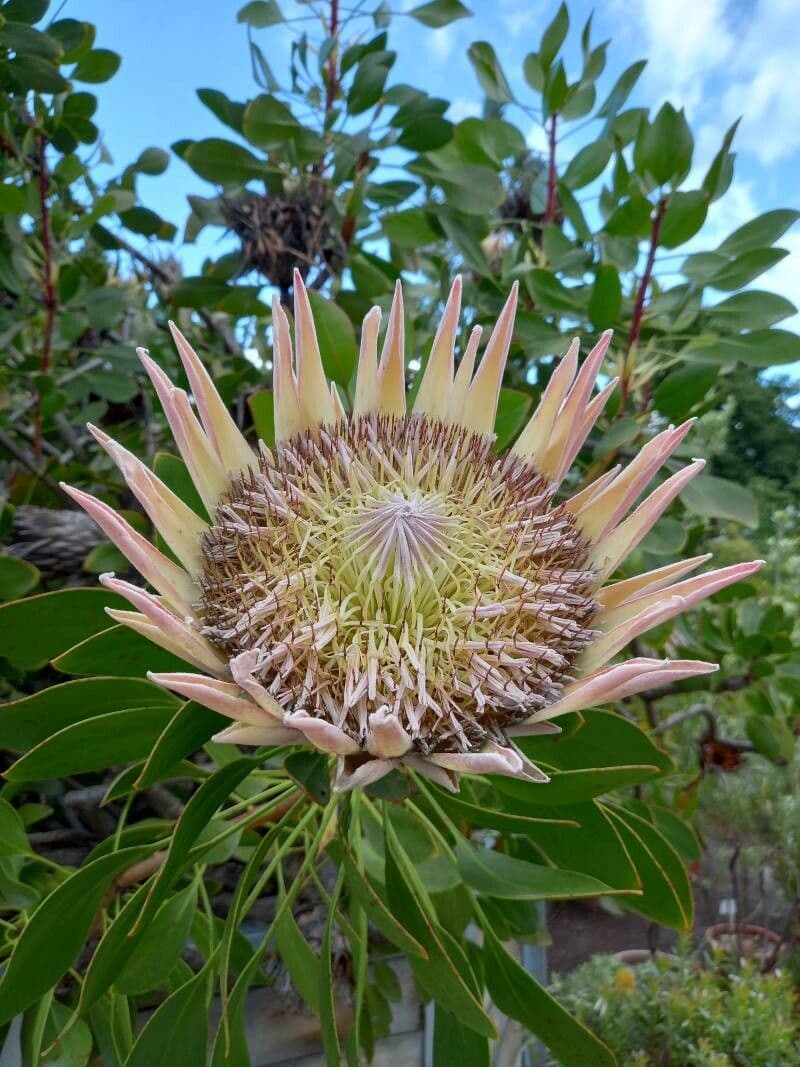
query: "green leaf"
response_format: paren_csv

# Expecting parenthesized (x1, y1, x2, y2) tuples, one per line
(136, 702, 225, 789)
(454, 117, 525, 168)
(0, 846, 152, 1025)
(134, 146, 170, 175)
(497, 765, 663, 805)
(181, 138, 264, 184)
(242, 94, 319, 155)
(339, 845, 428, 959)
(597, 60, 646, 122)
(483, 930, 617, 1067)
(72, 48, 121, 83)
(523, 52, 544, 92)
(7, 55, 69, 93)
(707, 291, 797, 331)
(40, 1000, 93, 1067)
(431, 164, 504, 215)
(634, 103, 692, 186)
(1, 0, 49, 23)
(0, 23, 63, 59)
(604, 195, 651, 237)
(306, 289, 358, 388)
(746, 715, 795, 764)
(408, 0, 471, 29)
(528, 268, 582, 312)
(275, 905, 322, 1015)
(116, 882, 198, 994)
(318, 879, 344, 1066)
(347, 51, 394, 115)
(717, 208, 799, 256)
(603, 805, 692, 929)
(0, 553, 39, 601)
(457, 838, 612, 900)
(236, 0, 283, 26)
(563, 139, 612, 189)
(518, 799, 640, 890)
(384, 816, 496, 1039)
(539, 2, 569, 69)
(53, 624, 192, 677)
(247, 389, 275, 448)
(654, 364, 718, 420)
(516, 708, 673, 774)
(680, 472, 758, 526)
(493, 389, 531, 449)
(433, 1005, 490, 1067)
(659, 190, 708, 249)
(124, 963, 210, 1067)
(0, 797, 30, 857)
(153, 452, 208, 520)
(196, 88, 245, 135)
(0, 588, 127, 669)
(136, 758, 258, 931)
(383, 208, 439, 248)
(467, 41, 514, 103)
(702, 120, 738, 201)
(709, 247, 787, 290)
(6, 705, 176, 782)
(588, 264, 622, 329)
(0, 677, 175, 752)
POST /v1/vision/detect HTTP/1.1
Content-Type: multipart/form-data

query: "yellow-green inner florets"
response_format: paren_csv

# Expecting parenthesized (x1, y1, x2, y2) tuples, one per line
(199, 414, 600, 754)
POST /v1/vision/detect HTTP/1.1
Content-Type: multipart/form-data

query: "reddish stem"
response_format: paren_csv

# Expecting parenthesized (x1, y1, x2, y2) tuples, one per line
(34, 133, 57, 459)
(324, 0, 339, 115)
(620, 194, 668, 411)
(544, 112, 558, 225)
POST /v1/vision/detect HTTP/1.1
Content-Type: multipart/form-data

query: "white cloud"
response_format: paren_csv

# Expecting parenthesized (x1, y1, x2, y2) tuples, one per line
(448, 97, 481, 123)
(611, 0, 800, 166)
(425, 23, 456, 62)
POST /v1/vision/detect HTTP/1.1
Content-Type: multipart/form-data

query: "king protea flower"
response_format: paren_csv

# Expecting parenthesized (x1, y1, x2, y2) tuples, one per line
(63, 272, 761, 791)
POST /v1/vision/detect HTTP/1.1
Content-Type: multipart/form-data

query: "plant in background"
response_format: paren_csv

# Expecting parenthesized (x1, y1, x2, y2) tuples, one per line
(549, 950, 800, 1066)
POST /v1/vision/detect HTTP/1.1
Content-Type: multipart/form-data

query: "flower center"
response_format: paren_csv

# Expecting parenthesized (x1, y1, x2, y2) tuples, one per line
(198, 414, 600, 754)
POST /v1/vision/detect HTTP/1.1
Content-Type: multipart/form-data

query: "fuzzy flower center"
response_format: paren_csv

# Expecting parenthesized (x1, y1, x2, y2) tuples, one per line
(199, 414, 600, 754)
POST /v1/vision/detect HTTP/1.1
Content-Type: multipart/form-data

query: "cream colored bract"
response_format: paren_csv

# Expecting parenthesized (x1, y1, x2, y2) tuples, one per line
(64, 272, 760, 792)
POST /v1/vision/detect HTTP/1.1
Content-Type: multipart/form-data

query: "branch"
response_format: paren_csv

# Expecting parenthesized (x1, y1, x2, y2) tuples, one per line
(111, 229, 241, 356)
(34, 133, 58, 459)
(621, 194, 668, 410)
(544, 112, 558, 225)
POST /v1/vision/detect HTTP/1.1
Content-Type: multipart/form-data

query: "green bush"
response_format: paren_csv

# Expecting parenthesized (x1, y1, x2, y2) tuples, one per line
(549, 952, 800, 1066)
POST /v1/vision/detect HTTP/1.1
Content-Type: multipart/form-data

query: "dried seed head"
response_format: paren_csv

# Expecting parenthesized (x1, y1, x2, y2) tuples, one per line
(199, 413, 599, 756)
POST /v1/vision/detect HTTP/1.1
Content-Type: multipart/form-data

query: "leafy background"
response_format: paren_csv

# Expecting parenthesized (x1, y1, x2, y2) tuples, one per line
(0, 1, 798, 1065)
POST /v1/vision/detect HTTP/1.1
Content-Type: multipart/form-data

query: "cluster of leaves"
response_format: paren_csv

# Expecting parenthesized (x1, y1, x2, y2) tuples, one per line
(0, 593, 696, 1065)
(549, 949, 800, 1066)
(0, 0, 798, 1064)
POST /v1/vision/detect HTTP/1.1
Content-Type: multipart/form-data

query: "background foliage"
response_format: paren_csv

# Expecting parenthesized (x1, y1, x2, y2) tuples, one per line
(0, 1, 798, 1065)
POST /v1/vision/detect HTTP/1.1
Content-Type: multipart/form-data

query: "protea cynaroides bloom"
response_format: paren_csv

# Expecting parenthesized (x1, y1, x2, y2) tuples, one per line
(63, 272, 761, 791)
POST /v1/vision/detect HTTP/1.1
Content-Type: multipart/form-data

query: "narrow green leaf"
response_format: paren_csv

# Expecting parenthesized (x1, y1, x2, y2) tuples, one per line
(6, 706, 176, 782)
(0, 677, 175, 752)
(0, 588, 127, 669)
(247, 389, 276, 448)
(456, 838, 613, 900)
(0, 554, 39, 601)
(483, 929, 617, 1067)
(433, 1005, 490, 1067)
(124, 962, 211, 1067)
(0, 847, 152, 1025)
(384, 816, 496, 1039)
(275, 906, 322, 1015)
(136, 701, 226, 789)
(339, 845, 428, 959)
(306, 290, 358, 388)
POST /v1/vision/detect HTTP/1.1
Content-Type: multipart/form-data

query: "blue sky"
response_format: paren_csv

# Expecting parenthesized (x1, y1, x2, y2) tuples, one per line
(70, 0, 799, 368)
